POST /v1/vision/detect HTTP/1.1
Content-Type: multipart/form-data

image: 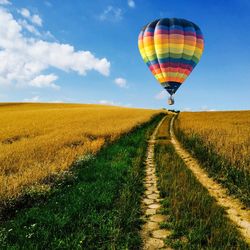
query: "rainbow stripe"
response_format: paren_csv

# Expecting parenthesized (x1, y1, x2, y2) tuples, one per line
(138, 18, 204, 95)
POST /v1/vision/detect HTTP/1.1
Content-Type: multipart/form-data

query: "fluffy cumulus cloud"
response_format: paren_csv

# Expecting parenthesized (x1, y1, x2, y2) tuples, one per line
(29, 74, 59, 89)
(114, 77, 127, 88)
(19, 8, 29, 18)
(19, 8, 42, 26)
(18, 19, 41, 36)
(99, 6, 122, 21)
(0, 7, 111, 89)
(128, 0, 135, 8)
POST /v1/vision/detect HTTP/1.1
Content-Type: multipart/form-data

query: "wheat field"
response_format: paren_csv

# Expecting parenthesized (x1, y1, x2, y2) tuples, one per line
(0, 103, 161, 201)
(176, 111, 250, 172)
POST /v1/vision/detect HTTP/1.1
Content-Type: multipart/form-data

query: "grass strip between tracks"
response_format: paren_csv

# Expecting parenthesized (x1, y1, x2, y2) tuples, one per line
(174, 117, 250, 208)
(154, 116, 249, 249)
(0, 113, 164, 249)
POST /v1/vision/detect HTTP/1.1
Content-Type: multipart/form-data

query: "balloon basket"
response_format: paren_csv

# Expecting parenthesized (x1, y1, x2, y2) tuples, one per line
(168, 96, 174, 105)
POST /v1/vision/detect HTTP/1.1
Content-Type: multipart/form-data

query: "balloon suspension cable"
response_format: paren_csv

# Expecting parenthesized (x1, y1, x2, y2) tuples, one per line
(168, 95, 174, 105)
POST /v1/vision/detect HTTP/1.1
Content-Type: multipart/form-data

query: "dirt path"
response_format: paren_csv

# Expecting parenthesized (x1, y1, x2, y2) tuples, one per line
(141, 116, 172, 250)
(170, 115, 250, 245)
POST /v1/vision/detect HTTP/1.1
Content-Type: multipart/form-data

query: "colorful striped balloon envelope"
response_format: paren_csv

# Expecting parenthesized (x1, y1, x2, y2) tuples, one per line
(138, 18, 204, 104)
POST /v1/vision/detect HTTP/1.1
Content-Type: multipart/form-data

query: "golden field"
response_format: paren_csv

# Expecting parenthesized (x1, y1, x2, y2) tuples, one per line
(177, 111, 250, 171)
(0, 103, 161, 201)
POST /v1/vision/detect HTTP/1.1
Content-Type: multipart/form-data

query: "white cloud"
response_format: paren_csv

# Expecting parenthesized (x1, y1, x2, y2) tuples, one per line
(155, 90, 168, 100)
(99, 6, 122, 21)
(183, 107, 192, 111)
(49, 100, 64, 103)
(23, 97, 67, 103)
(18, 19, 41, 36)
(20, 8, 30, 18)
(23, 95, 40, 102)
(43, 30, 54, 39)
(0, 0, 11, 5)
(99, 100, 116, 106)
(128, 0, 135, 8)
(29, 74, 60, 89)
(98, 100, 132, 107)
(19, 8, 42, 26)
(0, 8, 111, 88)
(200, 106, 216, 111)
(114, 77, 127, 88)
(32, 14, 42, 26)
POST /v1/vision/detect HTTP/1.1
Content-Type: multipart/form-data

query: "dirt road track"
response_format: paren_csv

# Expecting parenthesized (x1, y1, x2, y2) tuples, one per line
(170, 115, 250, 245)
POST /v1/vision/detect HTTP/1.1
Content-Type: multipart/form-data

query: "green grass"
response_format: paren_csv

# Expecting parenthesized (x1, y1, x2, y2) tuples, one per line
(154, 118, 249, 249)
(0, 113, 165, 249)
(174, 117, 250, 208)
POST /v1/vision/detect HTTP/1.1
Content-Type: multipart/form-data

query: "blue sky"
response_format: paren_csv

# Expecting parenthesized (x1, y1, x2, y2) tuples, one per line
(0, 0, 249, 111)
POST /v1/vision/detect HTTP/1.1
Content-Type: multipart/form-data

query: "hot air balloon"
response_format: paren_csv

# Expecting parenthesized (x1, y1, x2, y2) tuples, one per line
(138, 18, 204, 105)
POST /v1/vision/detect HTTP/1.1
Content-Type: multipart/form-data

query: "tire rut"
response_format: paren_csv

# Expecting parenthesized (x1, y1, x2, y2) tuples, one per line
(170, 115, 250, 245)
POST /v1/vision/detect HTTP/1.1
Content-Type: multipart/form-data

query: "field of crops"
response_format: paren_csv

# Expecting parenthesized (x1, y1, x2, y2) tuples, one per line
(154, 116, 248, 249)
(175, 111, 250, 206)
(0, 114, 163, 248)
(1, 107, 249, 248)
(176, 111, 250, 171)
(0, 103, 161, 201)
